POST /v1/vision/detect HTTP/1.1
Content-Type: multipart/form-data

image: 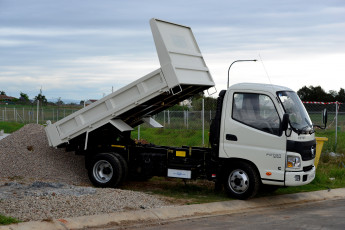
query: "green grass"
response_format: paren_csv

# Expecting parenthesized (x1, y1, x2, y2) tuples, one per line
(0, 214, 20, 225)
(122, 177, 229, 204)
(316, 130, 345, 154)
(0, 122, 25, 133)
(132, 127, 209, 147)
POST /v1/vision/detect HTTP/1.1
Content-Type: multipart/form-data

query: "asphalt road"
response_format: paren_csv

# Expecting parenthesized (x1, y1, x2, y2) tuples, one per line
(114, 198, 345, 230)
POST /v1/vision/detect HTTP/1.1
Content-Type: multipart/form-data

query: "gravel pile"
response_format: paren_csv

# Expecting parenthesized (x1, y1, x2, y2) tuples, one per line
(0, 124, 89, 185)
(0, 124, 170, 221)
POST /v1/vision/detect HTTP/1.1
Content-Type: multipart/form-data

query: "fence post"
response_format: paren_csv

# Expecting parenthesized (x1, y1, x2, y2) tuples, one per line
(14, 108, 16, 122)
(168, 110, 170, 125)
(186, 110, 189, 129)
(164, 110, 166, 127)
(138, 125, 140, 140)
(202, 99, 205, 146)
(335, 101, 338, 148)
(36, 100, 39, 124)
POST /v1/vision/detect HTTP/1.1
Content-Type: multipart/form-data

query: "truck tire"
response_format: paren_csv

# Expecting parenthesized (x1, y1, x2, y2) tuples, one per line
(113, 153, 128, 184)
(224, 161, 260, 200)
(88, 153, 123, 188)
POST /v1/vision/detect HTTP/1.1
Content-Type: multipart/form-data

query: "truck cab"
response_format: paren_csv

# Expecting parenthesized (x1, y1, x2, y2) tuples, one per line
(210, 83, 317, 199)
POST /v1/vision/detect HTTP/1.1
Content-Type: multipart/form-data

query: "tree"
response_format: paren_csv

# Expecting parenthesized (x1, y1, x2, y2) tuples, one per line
(19, 92, 30, 103)
(56, 97, 64, 105)
(191, 96, 217, 111)
(336, 88, 345, 103)
(34, 93, 47, 105)
(297, 85, 334, 102)
(0, 91, 5, 95)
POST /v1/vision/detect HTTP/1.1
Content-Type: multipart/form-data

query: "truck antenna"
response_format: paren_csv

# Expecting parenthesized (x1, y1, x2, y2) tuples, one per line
(258, 54, 273, 85)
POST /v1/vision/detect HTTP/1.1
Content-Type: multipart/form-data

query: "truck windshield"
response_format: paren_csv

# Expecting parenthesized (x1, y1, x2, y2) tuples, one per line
(277, 91, 313, 134)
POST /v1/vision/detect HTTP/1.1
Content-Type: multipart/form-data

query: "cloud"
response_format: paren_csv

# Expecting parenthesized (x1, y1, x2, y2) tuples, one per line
(1, 0, 344, 102)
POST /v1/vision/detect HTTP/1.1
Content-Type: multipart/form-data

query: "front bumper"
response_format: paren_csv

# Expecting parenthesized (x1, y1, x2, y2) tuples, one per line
(285, 166, 316, 186)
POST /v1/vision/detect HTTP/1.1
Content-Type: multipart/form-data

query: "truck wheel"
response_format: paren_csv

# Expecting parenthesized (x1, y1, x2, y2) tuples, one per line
(88, 153, 123, 188)
(224, 162, 260, 200)
(113, 153, 128, 183)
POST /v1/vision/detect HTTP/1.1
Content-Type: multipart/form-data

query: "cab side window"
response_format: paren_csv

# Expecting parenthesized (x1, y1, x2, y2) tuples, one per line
(232, 93, 280, 135)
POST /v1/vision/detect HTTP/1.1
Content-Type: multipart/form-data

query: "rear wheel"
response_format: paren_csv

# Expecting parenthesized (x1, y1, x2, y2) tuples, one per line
(224, 162, 260, 200)
(88, 153, 123, 188)
(113, 153, 128, 184)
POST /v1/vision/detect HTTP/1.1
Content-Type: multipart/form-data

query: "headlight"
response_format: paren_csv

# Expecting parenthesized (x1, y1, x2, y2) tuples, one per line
(287, 155, 301, 169)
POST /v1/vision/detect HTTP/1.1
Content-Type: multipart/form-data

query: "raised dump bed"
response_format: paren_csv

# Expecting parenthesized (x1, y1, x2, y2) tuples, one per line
(46, 18, 215, 148)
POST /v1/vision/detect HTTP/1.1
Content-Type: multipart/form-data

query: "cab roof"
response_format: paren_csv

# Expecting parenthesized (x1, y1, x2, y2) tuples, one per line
(228, 83, 293, 94)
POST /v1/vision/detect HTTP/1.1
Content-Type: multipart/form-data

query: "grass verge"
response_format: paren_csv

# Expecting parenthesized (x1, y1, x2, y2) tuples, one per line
(316, 129, 345, 154)
(0, 214, 20, 225)
(0, 122, 25, 133)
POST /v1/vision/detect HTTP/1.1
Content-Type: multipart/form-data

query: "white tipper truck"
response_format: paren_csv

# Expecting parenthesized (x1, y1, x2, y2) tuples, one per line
(45, 18, 327, 199)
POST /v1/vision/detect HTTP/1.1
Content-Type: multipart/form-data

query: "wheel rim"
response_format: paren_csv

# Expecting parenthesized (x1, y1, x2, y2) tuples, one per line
(228, 169, 249, 194)
(93, 160, 113, 183)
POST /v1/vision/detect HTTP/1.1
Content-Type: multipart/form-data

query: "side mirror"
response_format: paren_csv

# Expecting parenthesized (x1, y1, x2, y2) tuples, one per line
(281, 113, 289, 134)
(322, 109, 328, 127)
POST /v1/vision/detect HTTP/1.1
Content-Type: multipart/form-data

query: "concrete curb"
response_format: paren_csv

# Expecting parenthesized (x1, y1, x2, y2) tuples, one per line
(2, 188, 345, 230)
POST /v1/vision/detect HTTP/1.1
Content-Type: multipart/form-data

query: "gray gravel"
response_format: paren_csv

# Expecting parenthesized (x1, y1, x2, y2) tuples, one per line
(0, 124, 171, 222)
(0, 124, 89, 185)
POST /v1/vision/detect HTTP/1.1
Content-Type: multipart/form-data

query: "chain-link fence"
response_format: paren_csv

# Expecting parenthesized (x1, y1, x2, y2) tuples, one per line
(151, 110, 215, 130)
(0, 106, 79, 124)
(303, 102, 345, 130)
(1, 101, 344, 131)
(1, 100, 344, 148)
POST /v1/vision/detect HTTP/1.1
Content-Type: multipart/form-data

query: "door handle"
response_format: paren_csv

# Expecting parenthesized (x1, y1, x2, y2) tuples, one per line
(226, 134, 238, 141)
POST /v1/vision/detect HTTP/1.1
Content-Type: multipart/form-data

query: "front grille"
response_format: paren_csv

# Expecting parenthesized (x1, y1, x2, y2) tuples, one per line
(303, 165, 313, 172)
(300, 144, 316, 161)
(287, 140, 317, 161)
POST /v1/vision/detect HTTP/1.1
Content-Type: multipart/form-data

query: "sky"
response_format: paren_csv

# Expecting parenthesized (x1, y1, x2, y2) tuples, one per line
(1, 0, 344, 102)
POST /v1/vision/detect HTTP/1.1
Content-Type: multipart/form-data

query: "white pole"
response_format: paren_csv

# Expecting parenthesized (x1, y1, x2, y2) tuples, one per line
(335, 101, 338, 148)
(138, 125, 140, 140)
(187, 110, 189, 129)
(168, 110, 170, 125)
(36, 100, 39, 124)
(202, 99, 205, 146)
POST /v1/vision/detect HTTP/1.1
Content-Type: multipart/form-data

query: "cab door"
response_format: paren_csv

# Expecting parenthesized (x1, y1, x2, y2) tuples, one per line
(220, 90, 287, 185)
